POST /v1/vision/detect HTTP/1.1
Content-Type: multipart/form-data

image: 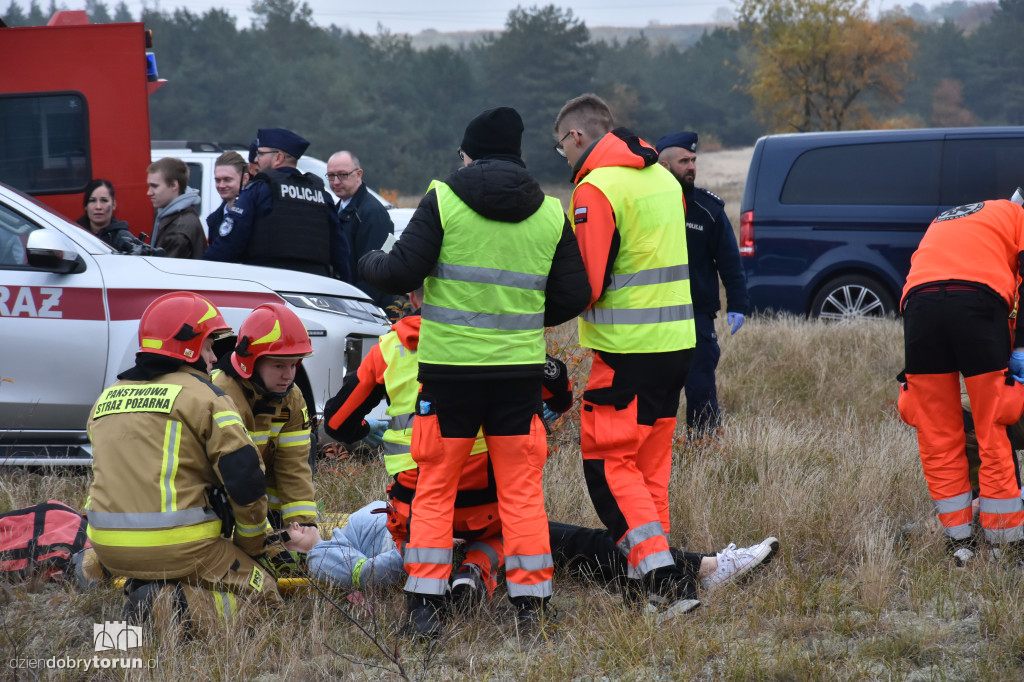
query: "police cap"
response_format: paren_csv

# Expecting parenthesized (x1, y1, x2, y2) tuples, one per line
(656, 131, 698, 155)
(256, 128, 310, 159)
(248, 139, 259, 163)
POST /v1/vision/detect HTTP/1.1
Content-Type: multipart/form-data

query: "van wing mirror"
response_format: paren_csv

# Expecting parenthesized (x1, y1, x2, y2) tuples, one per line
(26, 229, 85, 273)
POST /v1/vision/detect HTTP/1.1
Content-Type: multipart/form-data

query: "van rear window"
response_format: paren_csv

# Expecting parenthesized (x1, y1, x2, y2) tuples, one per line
(781, 141, 941, 205)
(942, 138, 1024, 206)
(0, 93, 91, 195)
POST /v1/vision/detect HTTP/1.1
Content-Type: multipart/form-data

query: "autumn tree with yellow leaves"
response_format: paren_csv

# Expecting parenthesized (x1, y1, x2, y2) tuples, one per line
(738, 0, 915, 132)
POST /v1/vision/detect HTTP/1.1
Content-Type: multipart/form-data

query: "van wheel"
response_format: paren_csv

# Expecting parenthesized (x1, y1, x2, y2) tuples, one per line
(810, 276, 894, 320)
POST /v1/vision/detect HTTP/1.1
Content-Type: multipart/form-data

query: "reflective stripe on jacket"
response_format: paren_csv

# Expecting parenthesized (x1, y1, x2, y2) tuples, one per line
(377, 328, 486, 476)
(573, 164, 696, 353)
(213, 373, 317, 525)
(418, 180, 563, 367)
(86, 367, 269, 573)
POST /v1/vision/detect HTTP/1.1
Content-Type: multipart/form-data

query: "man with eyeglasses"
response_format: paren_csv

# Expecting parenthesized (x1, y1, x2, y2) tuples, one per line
(327, 151, 396, 310)
(359, 106, 590, 636)
(552, 93, 699, 623)
(204, 128, 351, 282)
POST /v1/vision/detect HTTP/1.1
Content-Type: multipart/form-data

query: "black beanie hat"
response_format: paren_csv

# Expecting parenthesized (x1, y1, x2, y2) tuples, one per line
(460, 107, 524, 160)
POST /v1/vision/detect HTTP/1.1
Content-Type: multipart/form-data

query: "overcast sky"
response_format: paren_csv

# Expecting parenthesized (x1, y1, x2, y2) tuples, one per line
(107, 0, 944, 33)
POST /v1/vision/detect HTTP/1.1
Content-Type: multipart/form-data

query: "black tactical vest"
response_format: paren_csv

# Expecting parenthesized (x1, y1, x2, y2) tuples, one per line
(244, 168, 333, 275)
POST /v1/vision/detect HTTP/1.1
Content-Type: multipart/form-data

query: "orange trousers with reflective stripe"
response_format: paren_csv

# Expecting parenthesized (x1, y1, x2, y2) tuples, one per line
(402, 379, 552, 599)
(580, 349, 691, 578)
(386, 489, 504, 597)
(902, 288, 1024, 544)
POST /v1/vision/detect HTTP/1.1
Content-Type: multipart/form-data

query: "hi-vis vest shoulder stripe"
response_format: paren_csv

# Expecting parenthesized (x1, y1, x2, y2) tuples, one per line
(572, 164, 696, 353)
(418, 180, 564, 367)
(378, 329, 486, 475)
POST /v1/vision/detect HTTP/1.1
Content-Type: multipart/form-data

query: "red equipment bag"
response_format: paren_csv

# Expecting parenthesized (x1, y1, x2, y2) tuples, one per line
(0, 501, 89, 582)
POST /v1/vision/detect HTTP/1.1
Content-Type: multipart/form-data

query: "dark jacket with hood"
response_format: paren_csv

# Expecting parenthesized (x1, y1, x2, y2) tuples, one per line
(359, 155, 590, 382)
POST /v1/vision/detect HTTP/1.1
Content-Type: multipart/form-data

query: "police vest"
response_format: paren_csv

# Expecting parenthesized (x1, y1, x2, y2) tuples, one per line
(418, 181, 563, 367)
(572, 164, 696, 353)
(244, 169, 333, 274)
(378, 328, 487, 475)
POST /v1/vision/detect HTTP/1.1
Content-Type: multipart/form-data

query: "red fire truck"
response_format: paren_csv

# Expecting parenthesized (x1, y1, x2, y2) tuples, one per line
(0, 10, 163, 233)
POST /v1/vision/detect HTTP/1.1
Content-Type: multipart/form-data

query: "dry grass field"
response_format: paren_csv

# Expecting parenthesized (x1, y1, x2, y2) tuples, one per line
(5, 317, 1022, 680)
(6, 147, 1022, 679)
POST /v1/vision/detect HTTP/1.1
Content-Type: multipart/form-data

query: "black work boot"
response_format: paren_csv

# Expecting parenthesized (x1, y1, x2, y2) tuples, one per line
(449, 563, 486, 615)
(992, 539, 1024, 566)
(511, 596, 557, 635)
(405, 593, 445, 638)
(946, 536, 977, 567)
(123, 579, 162, 625)
(644, 566, 700, 624)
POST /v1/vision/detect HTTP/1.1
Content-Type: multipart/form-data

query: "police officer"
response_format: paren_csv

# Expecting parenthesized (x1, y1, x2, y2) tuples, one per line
(656, 132, 750, 437)
(203, 128, 352, 281)
(86, 292, 280, 631)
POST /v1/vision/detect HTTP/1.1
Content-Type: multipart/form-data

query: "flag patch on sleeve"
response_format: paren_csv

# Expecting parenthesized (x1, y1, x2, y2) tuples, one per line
(574, 207, 588, 224)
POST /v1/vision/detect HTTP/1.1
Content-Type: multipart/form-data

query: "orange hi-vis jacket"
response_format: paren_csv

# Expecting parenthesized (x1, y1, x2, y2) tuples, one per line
(902, 200, 1024, 314)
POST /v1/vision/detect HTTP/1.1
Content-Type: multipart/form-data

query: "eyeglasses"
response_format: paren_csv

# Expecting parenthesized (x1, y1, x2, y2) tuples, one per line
(457, 148, 465, 161)
(255, 149, 278, 157)
(554, 130, 574, 157)
(326, 169, 360, 181)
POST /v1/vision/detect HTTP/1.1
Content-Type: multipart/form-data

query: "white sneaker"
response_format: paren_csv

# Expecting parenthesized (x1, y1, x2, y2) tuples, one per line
(700, 536, 780, 592)
(952, 547, 975, 567)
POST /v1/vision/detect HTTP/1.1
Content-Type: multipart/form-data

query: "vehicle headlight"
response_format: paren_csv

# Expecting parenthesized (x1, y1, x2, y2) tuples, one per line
(280, 293, 388, 325)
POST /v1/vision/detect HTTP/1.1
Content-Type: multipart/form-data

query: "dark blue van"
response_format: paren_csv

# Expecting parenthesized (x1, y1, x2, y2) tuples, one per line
(739, 127, 1024, 319)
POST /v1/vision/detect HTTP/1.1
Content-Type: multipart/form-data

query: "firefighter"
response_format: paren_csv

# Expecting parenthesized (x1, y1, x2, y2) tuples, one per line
(212, 303, 317, 530)
(553, 93, 699, 621)
(86, 292, 280, 631)
(898, 195, 1024, 564)
(321, 288, 576, 618)
(359, 107, 590, 635)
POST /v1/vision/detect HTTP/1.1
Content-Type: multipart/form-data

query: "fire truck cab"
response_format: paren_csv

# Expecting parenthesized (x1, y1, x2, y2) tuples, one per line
(0, 11, 161, 233)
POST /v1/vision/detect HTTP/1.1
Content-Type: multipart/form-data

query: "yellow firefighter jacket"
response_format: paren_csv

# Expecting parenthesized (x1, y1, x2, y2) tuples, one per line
(212, 372, 317, 525)
(86, 366, 271, 580)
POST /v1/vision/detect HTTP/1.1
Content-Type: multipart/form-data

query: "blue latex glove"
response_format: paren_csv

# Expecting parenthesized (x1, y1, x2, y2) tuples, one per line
(727, 312, 745, 335)
(1010, 350, 1024, 383)
(362, 418, 388, 448)
(542, 404, 559, 423)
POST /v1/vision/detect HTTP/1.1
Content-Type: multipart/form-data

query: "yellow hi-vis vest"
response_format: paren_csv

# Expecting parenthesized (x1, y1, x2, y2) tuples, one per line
(378, 328, 487, 475)
(572, 164, 696, 353)
(418, 180, 564, 367)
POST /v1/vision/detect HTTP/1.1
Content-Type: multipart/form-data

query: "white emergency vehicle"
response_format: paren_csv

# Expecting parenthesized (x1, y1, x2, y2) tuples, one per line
(0, 181, 389, 465)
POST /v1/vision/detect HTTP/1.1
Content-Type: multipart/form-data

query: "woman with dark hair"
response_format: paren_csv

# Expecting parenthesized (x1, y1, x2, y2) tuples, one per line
(77, 179, 163, 255)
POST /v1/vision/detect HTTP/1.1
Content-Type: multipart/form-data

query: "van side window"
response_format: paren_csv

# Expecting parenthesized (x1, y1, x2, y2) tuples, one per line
(941, 138, 1024, 206)
(781, 141, 941, 205)
(0, 93, 91, 195)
